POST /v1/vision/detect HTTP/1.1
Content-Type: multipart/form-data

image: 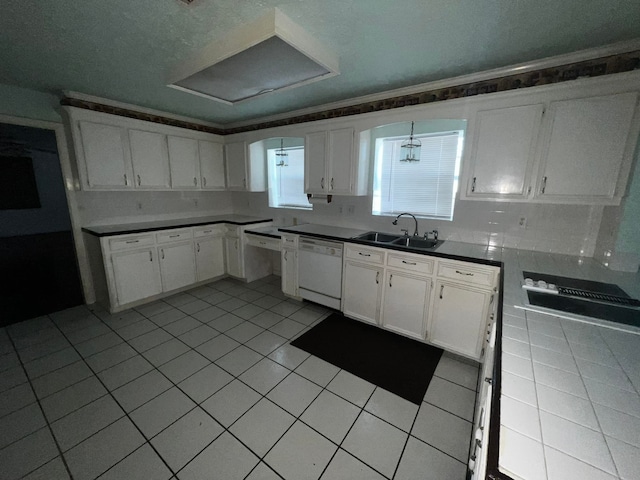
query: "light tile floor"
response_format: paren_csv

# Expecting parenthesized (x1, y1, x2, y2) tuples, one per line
(0, 275, 478, 480)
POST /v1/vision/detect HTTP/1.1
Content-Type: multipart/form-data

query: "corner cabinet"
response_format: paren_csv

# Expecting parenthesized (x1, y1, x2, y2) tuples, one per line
(304, 127, 368, 196)
(225, 141, 267, 192)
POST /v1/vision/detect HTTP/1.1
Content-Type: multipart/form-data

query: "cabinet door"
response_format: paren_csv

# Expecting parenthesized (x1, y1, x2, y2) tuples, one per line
(129, 129, 171, 189)
(327, 128, 355, 194)
(225, 142, 247, 190)
(199, 140, 226, 190)
(536, 92, 638, 201)
(168, 136, 200, 189)
(342, 261, 383, 325)
(79, 121, 132, 189)
(159, 242, 196, 291)
(195, 236, 225, 282)
(304, 131, 327, 194)
(430, 281, 492, 359)
(466, 104, 543, 199)
(225, 237, 243, 277)
(111, 248, 162, 305)
(281, 248, 298, 296)
(381, 271, 430, 339)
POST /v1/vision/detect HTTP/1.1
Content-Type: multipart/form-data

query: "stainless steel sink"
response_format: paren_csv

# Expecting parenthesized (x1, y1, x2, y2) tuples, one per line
(391, 237, 443, 250)
(355, 231, 404, 243)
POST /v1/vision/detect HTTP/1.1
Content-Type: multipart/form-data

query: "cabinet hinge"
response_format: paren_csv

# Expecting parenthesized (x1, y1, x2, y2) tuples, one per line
(484, 377, 492, 384)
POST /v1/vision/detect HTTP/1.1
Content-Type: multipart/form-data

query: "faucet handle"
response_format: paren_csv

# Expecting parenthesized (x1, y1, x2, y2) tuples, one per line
(400, 229, 409, 236)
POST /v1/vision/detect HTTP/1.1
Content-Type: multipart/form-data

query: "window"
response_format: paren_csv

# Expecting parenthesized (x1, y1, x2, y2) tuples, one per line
(372, 129, 464, 221)
(267, 142, 311, 209)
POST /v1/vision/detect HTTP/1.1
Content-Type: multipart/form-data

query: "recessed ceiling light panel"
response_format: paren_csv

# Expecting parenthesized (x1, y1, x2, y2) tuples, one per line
(169, 8, 339, 105)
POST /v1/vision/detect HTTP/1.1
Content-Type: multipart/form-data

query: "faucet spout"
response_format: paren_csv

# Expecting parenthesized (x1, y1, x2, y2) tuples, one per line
(392, 213, 419, 236)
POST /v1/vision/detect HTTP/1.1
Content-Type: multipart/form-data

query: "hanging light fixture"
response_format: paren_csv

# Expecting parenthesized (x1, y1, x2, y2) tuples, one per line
(400, 121, 421, 162)
(275, 138, 288, 167)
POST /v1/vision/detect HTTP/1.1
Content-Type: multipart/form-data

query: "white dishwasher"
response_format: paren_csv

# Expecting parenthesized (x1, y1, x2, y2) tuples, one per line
(297, 237, 343, 310)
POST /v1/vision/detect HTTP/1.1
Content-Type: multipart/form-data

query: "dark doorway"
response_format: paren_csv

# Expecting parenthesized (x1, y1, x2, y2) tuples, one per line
(0, 122, 84, 326)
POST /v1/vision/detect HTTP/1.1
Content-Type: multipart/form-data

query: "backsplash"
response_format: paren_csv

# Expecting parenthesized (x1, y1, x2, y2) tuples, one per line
(76, 190, 234, 226)
(233, 192, 604, 257)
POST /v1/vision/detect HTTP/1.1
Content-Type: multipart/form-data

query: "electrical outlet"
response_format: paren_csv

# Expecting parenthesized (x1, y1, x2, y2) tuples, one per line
(338, 205, 344, 215)
(519, 217, 527, 229)
(347, 205, 355, 215)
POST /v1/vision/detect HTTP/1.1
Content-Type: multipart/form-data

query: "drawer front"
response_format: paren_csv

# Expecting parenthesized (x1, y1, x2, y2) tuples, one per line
(345, 244, 385, 265)
(108, 234, 155, 251)
(437, 261, 497, 287)
(246, 234, 281, 251)
(156, 228, 193, 244)
(281, 235, 298, 249)
(387, 253, 433, 275)
(226, 225, 241, 236)
(194, 225, 225, 238)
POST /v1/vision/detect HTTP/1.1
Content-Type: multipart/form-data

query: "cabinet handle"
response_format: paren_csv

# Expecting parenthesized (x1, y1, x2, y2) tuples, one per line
(125, 240, 139, 244)
(321, 177, 324, 189)
(149, 251, 153, 262)
(243, 178, 246, 188)
(197, 243, 200, 252)
(169, 234, 180, 238)
(402, 260, 416, 265)
(161, 249, 165, 259)
(137, 174, 141, 186)
(527, 186, 532, 195)
(489, 294, 494, 305)
(541, 176, 547, 194)
(455, 270, 474, 276)
(358, 252, 371, 257)
(471, 177, 476, 192)
(389, 274, 393, 288)
(193, 177, 197, 186)
(284, 250, 288, 261)
(440, 285, 444, 299)
(331, 178, 334, 190)
(203, 177, 207, 187)
(259, 241, 266, 245)
(203, 230, 211, 233)
(124, 174, 128, 185)
(376, 271, 379, 284)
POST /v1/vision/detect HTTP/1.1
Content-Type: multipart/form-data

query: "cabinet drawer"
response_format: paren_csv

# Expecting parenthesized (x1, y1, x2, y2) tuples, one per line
(345, 244, 385, 265)
(246, 234, 281, 251)
(281, 234, 298, 248)
(156, 229, 193, 244)
(226, 225, 241, 237)
(437, 261, 497, 288)
(108, 234, 155, 251)
(387, 253, 433, 275)
(193, 225, 224, 238)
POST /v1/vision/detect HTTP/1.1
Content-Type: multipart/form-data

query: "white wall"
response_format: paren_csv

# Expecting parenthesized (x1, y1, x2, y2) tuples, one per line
(233, 191, 604, 256)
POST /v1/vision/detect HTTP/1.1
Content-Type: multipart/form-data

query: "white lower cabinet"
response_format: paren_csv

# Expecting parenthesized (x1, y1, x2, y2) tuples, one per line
(281, 248, 298, 297)
(342, 261, 383, 325)
(382, 271, 431, 340)
(225, 236, 242, 278)
(429, 280, 494, 359)
(158, 241, 196, 291)
(111, 248, 162, 305)
(195, 236, 225, 282)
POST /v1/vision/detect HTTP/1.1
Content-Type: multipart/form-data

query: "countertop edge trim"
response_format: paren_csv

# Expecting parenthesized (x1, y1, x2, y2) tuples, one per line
(245, 230, 282, 239)
(82, 218, 273, 237)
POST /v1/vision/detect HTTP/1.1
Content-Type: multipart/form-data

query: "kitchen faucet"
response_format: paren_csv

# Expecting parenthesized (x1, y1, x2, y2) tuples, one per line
(392, 213, 419, 236)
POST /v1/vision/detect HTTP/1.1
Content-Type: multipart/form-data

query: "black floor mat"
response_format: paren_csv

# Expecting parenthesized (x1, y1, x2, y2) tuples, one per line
(291, 313, 443, 405)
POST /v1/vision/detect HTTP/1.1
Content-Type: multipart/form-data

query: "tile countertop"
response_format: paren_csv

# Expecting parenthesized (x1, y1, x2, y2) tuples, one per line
(82, 215, 273, 237)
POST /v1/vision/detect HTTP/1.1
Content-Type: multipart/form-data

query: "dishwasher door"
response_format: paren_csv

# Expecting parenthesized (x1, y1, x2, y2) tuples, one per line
(297, 237, 343, 301)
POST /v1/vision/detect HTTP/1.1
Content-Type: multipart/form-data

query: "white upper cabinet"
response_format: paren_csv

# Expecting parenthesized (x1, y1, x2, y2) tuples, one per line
(464, 104, 543, 200)
(128, 129, 171, 189)
(534, 92, 639, 203)
(304, 127, 366, 196)
(199, 140, 225, 190)
(78, 121, 132, 189)
(225, 141, 247, 190)
(168, 136, 200, 189)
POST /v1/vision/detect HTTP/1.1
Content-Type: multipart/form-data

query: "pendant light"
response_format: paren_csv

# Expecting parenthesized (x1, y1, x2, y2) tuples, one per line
(275, 138, 288, 167)
(400, 121, 421, 162)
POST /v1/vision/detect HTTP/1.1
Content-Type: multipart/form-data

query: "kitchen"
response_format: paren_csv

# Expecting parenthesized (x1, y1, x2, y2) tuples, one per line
(1, 2, 640, 480)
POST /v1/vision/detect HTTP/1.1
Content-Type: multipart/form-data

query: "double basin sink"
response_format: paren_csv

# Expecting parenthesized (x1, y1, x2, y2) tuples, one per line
(354, 231, 443, 251)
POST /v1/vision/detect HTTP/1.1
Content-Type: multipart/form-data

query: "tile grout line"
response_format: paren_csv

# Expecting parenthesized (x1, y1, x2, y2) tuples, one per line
(4, 319, 76, 480)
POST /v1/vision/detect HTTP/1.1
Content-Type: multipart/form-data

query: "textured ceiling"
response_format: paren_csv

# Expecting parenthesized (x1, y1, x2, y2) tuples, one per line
(1, 0, 639, 125)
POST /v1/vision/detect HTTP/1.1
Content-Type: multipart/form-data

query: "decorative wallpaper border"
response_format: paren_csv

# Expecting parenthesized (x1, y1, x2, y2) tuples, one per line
(61, 49, 640, 136)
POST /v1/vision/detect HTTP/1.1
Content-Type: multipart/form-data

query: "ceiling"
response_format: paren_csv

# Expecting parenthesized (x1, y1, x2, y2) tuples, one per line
(1, 0, 639, 126)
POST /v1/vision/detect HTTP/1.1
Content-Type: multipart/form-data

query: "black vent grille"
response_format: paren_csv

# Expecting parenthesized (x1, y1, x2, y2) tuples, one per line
(558, 287, 640, 307)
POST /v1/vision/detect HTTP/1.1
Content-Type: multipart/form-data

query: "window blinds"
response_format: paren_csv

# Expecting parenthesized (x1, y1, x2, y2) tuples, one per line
(373, 131, 462, 220)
